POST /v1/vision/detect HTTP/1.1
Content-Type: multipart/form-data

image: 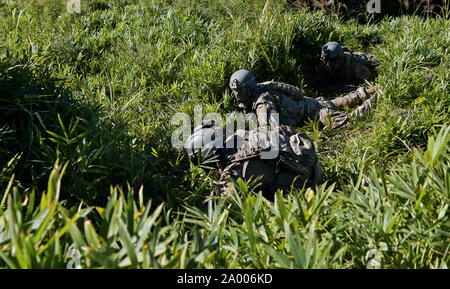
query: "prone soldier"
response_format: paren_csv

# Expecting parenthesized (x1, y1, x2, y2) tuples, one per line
(314, 41, 380, 93)
(229, 69, 379, 129)
(184, 120, 322, 197)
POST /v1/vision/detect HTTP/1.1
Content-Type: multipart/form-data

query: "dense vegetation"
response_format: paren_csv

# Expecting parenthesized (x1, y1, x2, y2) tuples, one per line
(0, 0, 448, 268)
(290, 0, 448, 19)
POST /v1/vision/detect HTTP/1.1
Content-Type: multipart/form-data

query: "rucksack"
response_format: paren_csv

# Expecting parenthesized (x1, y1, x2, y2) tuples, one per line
(229, 127, 318, 178)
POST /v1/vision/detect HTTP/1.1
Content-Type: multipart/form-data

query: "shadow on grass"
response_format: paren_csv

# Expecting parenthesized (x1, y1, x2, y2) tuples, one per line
(0, 55, 189, 207)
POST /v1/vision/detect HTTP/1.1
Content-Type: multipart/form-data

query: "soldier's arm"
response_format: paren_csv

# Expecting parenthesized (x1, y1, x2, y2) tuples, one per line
(365, 54, 381, 68)
(353, 52, 380, 69)
(313, 64, 329, 89)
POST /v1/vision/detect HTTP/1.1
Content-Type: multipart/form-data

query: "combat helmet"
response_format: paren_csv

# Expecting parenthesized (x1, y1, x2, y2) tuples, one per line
(321, 42, 344, 60)
(184, 120, 225, 161)
(229, 69, 256, 90)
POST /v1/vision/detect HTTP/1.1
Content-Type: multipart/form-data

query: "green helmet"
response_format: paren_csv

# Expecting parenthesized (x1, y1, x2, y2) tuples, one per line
(184, 120, 224, 161)
(229, 70, 256, 90)
(321, 42, 344, 60)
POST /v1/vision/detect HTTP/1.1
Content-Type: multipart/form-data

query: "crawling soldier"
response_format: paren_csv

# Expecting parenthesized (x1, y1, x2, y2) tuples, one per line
(229, 69, 379, 129)
(184, 120, 322, 197)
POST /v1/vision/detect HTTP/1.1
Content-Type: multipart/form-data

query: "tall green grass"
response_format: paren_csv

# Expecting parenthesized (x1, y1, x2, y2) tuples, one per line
(0, 0, 448, 268)
(0, 125, 448, 268)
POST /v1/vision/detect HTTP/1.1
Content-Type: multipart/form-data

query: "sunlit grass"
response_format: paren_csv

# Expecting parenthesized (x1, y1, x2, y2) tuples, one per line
(0, 0, 448, 268)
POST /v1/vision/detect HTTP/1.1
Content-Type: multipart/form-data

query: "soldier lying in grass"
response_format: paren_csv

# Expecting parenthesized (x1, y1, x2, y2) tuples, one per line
(313, 41, 380, 93)
(229, 69, 379, 129)
(184, 120, 322, 198)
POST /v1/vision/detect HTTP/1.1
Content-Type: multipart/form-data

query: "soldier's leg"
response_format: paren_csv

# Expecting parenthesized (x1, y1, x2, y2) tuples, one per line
(349, 92, 379, 119)
(300, 97, 352, 129)
(331, 87, 375, 109)
(316, 88, 378, 129)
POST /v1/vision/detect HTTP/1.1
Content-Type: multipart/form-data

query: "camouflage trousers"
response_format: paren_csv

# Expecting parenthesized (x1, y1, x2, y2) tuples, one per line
(317, 87, 378, 128)
(218, 158, 321, 199)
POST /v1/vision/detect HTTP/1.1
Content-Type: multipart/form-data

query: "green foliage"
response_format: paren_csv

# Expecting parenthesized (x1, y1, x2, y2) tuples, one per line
(0, 0, 448, 268)
(290, 0, 449, 20)
(0, 127, 448, 268)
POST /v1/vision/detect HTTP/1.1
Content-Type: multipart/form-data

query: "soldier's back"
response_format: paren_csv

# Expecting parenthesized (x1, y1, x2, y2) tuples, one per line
(220, 126, 321, 196)
(252, 83, 321, 127)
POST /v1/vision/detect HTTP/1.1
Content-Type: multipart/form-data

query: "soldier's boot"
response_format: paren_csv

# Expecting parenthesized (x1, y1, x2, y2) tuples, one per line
(349, 92, 379, 119)
(319, 107, 349, 129)
(331, 86, 376, 109)
(365, 86, 378, 95)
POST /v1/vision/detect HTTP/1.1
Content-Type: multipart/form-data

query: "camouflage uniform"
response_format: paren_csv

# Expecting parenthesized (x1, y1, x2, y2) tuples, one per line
(219, 125, 321, 196)
(243, 81, 378, 129)
(184, 121, 321, 197)
(314, 47, 380, 93)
